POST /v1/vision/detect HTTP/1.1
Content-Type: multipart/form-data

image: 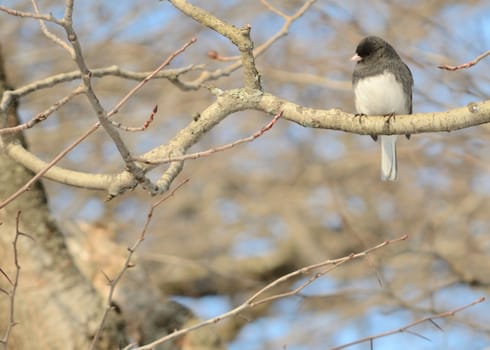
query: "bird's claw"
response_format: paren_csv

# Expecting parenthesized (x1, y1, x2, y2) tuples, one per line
(384, 112, 396, 124)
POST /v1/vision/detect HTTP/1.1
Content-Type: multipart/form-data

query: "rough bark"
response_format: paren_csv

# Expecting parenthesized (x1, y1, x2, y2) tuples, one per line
(0, 46, 125, 350)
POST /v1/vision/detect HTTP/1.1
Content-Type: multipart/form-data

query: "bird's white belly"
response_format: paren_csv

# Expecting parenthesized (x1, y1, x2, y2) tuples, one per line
(354, 72, 407, 115)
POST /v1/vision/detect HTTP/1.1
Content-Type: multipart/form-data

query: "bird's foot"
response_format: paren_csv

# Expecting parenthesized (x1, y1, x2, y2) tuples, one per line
(384, 112, 396, 124)
(353, 113, 367, 122)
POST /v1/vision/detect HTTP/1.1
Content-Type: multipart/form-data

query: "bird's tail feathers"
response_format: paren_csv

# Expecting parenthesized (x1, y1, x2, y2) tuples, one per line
(380, 135, 397, 181)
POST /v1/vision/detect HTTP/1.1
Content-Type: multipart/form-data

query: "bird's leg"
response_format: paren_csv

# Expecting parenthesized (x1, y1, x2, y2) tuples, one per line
(382, 112, 410, 139)
(354, 113, 378, 141)
(354, 112, 367, 120)
(384, 112, 396, 124)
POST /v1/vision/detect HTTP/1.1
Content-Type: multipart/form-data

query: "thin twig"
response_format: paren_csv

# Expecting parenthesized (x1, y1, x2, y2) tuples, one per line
(260, 0, 288, 18)
(174, 0, 316, 89)
(256, 0, 316, 55)
(109, 38, 197, 120)
(89, 179, 189, 350)
(137, 111, 283, 165)
(134, 234, 408, 350)
(0, 5, 63, 24)
(438, 50, 490, 71)
(207, 50, 240, 61)
(0, 86, 84, 135)
(208, 0, 315, 64)
(31, 0, 75, 57)
(0, 64, 200, 112)
(330, 296, 486, 350)
(246, 234, 407, 306)
(107, 105, 158, 132)
(0, 211, 33, 348)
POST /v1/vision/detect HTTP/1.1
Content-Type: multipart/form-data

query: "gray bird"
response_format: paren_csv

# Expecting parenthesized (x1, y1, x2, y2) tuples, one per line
(351, 36, 413, 181)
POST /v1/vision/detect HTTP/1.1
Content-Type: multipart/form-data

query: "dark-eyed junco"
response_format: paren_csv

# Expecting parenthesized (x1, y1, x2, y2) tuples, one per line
(351, 36, 413, 181)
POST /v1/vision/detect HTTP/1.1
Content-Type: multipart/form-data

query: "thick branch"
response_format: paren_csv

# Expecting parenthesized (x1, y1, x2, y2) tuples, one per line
(257, 94, 490, 136)
(3, 89, 489, 198)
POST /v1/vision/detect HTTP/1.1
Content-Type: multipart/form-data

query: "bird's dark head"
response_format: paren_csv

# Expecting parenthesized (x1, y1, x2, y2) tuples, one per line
(351, 36, 399, 63)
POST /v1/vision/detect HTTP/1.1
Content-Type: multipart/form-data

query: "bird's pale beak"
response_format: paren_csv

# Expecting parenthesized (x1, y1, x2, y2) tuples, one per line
(351, 53, 362, 62)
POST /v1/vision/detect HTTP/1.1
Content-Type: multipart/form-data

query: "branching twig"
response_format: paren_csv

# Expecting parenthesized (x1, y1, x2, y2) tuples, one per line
(141, 110, 281, 194)
(107, 39, 197, 121)
(207, 50, 240, 62)
(0, 86, 84, 135)
(61, 1, 155, 192)
(137, 111, 283, 165)
(257, 0, 316, 55)
(330, 296, 486, 350)
(89, 179, 189, 350)
(0, 5, 63, 24)
(31, 0, 75, 57)
(107, 105, 158, 132)
(169, 0, 261, 89)
(0, 211, 33, 349)
(246, 234, 407, 306)
(133, 234, 408, 350)
(0, 65, 201, 112)
(438, 50, 490, 71)
(173, 0, 316, 90)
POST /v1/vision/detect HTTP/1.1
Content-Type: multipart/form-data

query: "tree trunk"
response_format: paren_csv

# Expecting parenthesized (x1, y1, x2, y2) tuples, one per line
(0, 46, 126, 349)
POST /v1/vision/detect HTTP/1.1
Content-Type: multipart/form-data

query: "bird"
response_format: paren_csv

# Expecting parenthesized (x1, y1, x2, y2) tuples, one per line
(351, 36, 413, 181)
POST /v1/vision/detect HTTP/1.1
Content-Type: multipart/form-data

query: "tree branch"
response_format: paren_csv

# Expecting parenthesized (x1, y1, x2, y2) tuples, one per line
(0, 86, 84, 135)
(438, 50, 490, 71)
(173, 1, 315, 90)
(257, 93, 490, 135)
(90, 179, 189, 350)
(0, 211, 33, 348)
(0, 5, 63, 24)
(137, 111, 282, 165)
(31, 0, 75, 57)
(330, 296, 486, 350)
(132, 234, 407, 349)
(0, 64, 200, 113)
